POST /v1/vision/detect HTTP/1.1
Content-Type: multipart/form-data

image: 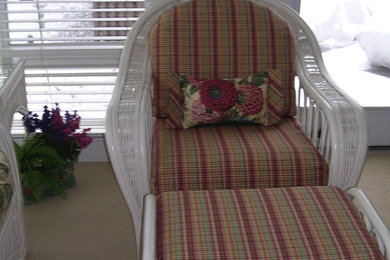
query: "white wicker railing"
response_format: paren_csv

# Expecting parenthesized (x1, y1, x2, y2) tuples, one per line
(0, 121, 26, 260)
(0, 59, 27, 130)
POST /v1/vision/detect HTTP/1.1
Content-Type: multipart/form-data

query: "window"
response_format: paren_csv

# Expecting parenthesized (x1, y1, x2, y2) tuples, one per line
(2, 0, 145, 45)
(0, 0, 146, 133)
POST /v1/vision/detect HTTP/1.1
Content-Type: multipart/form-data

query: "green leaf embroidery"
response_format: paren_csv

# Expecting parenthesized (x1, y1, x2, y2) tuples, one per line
(238, 78, 249, 85)
(206, 108, 213, 114)
(251, 74, 266, 86)
(179, 75, 190, 88)
(236, 91, 246, 105)
(190, 85, 200, 95)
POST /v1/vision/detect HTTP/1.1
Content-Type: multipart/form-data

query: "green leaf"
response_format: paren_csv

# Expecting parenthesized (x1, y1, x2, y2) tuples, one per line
(190, 85, 200, 95)
(238, 78, 249, 85)
(236, 92, 246, 104)
(206, 108, 213, 114)
(180, 75, 190, 88)
(251, 74, 265, 86)
(16, 136, 68, 201)
(228, 109, 241, 118)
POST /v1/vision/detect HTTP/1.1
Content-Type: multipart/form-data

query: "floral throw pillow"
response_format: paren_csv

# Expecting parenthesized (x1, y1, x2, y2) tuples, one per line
(166, 70, 284, 129)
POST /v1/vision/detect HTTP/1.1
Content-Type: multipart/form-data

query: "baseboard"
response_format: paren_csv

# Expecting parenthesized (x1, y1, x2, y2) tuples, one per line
(365, 107, 390, 147)
(77, 134, 109, 162)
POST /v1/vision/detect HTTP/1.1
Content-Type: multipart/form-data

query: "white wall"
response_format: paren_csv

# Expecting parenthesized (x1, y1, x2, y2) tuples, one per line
(365, 107, 390, 147)
(77, 134, 109, 162)
(282, 0, 300, 12)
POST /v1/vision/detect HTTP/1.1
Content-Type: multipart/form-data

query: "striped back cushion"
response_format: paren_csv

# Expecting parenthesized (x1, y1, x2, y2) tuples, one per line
(148, 0, 296, 118)
(157, 187, 384, 259)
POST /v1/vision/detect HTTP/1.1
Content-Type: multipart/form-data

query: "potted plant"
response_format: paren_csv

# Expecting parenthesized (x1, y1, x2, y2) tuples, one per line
(14, 104, 93, 204)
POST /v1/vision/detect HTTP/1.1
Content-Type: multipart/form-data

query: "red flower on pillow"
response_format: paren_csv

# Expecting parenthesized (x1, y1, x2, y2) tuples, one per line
(200, 79, 238, 111)
(191, 100, 226, 124)
(236, 84, 264, 115)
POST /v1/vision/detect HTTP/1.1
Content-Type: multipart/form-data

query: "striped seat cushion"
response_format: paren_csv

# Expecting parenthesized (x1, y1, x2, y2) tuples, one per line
(148, 0, 296, 118)
(156, 186, 384, 259)
(152, 118, 328, 193)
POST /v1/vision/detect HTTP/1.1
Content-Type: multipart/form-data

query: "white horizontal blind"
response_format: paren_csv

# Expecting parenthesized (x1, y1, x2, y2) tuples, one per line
(1, 0, 145, 134)
(1, 0, 145, 46)
(23, 67, 118, 133)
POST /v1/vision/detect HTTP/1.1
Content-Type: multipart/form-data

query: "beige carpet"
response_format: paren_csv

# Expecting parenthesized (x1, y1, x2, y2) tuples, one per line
(23, 162, 136, 260)
(23, 153, 390, 260)
(357, 153, 390, 228)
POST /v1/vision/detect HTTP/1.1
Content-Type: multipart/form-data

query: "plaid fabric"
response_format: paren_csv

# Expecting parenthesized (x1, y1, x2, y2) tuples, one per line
(156, 186, 384, 260)
(166, 72, 184, 128)
(267, 69, 284, 122)
(152, 118, 328, 193)
(148, 0, 296, 118)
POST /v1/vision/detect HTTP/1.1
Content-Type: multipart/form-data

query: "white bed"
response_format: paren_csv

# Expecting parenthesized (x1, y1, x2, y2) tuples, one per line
(322, 42, 390, 108)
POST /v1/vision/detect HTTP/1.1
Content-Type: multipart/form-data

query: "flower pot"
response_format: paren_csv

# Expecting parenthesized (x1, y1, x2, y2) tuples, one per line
(23, 161, 76, 205)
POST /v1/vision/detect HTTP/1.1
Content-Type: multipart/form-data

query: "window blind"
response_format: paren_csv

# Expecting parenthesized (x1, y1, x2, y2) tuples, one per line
(1, 0, 145, 133)
(24, 66, 117, 133)
(1, 0, 145, 46)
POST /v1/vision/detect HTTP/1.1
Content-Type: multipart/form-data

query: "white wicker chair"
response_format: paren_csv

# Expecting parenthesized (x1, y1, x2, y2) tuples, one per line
(105, 0, 368, 251)
(0, 120, 26, 260)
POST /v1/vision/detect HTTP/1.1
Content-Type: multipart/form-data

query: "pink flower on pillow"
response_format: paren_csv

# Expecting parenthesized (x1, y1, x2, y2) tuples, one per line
(236, 84, 264, 115)
(191, 100, 226, 124)
(200, 79, 238, 111)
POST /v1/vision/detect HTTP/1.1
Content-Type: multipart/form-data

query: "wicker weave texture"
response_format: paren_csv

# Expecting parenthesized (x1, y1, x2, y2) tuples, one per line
(0, 122, 26, 260)
(0, 60, 27, 130)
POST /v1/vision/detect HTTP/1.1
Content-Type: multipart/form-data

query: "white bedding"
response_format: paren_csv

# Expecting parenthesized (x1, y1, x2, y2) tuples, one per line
(322, 43, 390, 108)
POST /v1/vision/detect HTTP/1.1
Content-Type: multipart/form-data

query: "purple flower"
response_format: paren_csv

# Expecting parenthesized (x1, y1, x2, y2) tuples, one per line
(62, 116, 80, 135)
(65, 111, 73, 125)
(39, 105, 52, 133)
(73, 129, 93, 150)
(22, 104, 93, 161)
(23, 112, 39, 133)
(52, 131, 66, 143)
(51, 109, 64, 131)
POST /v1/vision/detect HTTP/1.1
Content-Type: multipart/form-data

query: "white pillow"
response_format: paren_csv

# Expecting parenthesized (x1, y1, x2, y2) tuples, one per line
(302, 0, 370, 51)
(357, 13, 390, 69)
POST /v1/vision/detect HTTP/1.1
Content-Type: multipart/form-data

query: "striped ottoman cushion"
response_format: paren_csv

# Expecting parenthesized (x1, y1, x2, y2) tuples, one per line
(148, 0, 296, 118)
(156, 186, 384, 259)
(152, 118, 328, 193)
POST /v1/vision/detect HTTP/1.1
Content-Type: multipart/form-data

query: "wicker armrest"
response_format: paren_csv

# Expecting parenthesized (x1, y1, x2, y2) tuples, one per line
(263, 0, 368, 189)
